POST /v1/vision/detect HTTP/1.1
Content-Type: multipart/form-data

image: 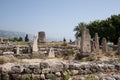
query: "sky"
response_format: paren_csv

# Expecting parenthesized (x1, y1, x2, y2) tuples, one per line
(0, 0, 120, 41)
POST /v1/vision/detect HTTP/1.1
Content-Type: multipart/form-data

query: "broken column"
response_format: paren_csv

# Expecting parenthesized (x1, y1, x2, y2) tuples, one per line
(33, 36, 38, 52)
(91, 40, 96, 52)
(38, 31, 46, 43)
(94, 33, 99, 52)
(0, 37, 3, 43)
(75, 37, 81, 49)
(48, 47, 55, 58)
(102, 37, 108, 52)
(118, 37, 120, 55)
(16, 46, 20, 54)
(28, 43, 32, 53)
(81, 27, 91, 53)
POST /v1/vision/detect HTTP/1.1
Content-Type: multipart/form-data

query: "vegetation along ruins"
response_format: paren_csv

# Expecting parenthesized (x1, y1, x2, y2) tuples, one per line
(0, 14, 120, 80)
(0, 0, 120, 80)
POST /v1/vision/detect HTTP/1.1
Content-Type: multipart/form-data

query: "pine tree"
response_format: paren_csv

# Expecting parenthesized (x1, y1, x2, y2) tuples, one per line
(25, 34, 29, 42)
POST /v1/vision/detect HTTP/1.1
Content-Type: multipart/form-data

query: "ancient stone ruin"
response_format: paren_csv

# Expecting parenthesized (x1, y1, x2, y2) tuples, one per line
(32, 36, 38, 52)
(0, 60, 120, 80)
(75, 37, 81, 49)
(0, 37, 3, 43)
(38, 31, 46, 43)
(81, 27, 91, 53)
(94, 33, 99, 52)
(28, 43, 32, 53)
(48, 47, 55, 58)
(118, 37, 120, 55)
(102, 37, 108, 52)
(16, 46, 20, 54)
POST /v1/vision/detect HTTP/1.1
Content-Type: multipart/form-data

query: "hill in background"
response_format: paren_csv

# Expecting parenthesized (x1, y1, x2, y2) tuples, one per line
(0, 29, 33, 40)
(0, 30, 59, 42)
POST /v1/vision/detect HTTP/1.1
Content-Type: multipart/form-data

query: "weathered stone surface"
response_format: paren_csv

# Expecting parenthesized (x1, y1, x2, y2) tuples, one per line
(32, 74, 40, 80)
(1, 73, 9, 80)
(0, 60, 120, 80)
(50, 62, 64, 72)
(38, 31, 46, 43)
(11, 66, 22, 73)
(40, 62, 50, 69)
(118, 37, 120, 55)
(81, 27, 91, 53)
(21, 74, 31, 80)
(102, 37, 108, 52)
(40, 74, 45, 80)
(94, 33, 99, 52)
(28, 43, 32, 53)
(10, 74, 21, 80)
(75, 37, 81, 49)
(32, 36, 38, 52)
(45, 73, 54, 79)
(42, 68, 51, 74)
(48, 47, 55, 58)
(70, 70, 79, 76)
(99, 77, 116, 80)
(0, 38, 3, 43)
(55, 72, 61, 77)
(16, 46, 20, 54)
(22, 68, 32, 74)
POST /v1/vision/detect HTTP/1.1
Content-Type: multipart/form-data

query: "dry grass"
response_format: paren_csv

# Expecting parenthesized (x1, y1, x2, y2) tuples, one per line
(0, 56, 18, 64)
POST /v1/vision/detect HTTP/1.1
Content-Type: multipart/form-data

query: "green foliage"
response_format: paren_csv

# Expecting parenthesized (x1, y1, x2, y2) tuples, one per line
(25, 34, 29, 42)
(74, 22, 87, 38)
(69, 39, 72, 43)
(74, 14, 120, 44)
(62, 37, 67, 46)
(64, 73, 71, 80)
(26, 77, 35, 80)
(18, 37, 23, 41)
(29, 54, 33, 59)
(85, 75, 96, 80)
(51, 75, 57, 80)
(8, 36, 23, 42)
(0, 58, 5, 64)
(63, 37, 66, 42)
(67, 49, 75, 55)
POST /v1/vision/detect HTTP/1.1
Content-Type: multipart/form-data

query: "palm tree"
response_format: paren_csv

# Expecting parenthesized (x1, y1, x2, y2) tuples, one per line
(74, 22, 87, 39)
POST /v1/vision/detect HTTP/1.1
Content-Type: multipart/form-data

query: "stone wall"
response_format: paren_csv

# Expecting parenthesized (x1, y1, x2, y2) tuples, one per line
(38, 31, 46, 43)
(0, 60, 120, 80)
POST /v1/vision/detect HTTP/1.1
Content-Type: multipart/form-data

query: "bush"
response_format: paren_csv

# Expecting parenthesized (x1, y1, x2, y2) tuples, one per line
(0, 58, 5, 64)
(85, 75, 96, 80)
(0, 56, 17, 64)
(67, 50, 75, 55)
(51, 75, 57, 80)
(64, 73, 71, 80)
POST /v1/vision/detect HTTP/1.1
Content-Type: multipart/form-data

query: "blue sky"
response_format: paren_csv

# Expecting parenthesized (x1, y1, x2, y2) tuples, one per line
(0, 0, 120, 41)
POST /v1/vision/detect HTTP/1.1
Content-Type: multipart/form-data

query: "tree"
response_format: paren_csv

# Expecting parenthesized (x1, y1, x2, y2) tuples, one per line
(25, 34, 29, 42)
(74, 14, 120, 44)
(13, 37, 18, 41)
(69, 39, 72, 43)
(74, 22, 87, 39)
(63, 37, 67, 46)
(18, 37, 23, 41)
(63, 37, 66, 43)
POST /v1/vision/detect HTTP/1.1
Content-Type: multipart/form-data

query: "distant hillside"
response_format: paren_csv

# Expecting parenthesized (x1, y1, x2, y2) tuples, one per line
(0, 30, 62, 42)
(0, 30, 33, 40)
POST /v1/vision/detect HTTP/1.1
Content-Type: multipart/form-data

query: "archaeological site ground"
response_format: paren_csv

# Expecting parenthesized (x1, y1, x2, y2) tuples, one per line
(0, 26, 120, 80)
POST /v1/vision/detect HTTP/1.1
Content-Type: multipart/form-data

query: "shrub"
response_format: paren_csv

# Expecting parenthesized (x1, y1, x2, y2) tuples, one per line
(0, 56, 17, 64)
(85, 75, 96, 80)
(51, 75, 57, 80)
(0, 58, 5, 64)
(64, 73, 71, 80)
(67, 50, 75, 55)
